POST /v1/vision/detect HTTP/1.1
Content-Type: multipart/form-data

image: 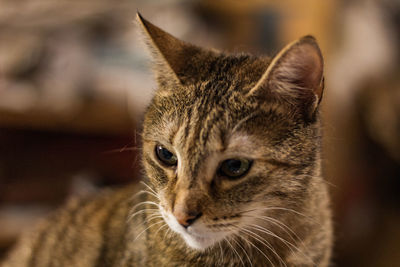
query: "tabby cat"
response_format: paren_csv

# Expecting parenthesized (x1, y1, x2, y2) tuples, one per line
(2, 13, 332, 266)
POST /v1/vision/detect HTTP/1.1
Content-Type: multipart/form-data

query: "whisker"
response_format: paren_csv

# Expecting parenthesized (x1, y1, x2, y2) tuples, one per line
(140, 181, 158, 196)
(246, 214, 315, 265)
(127, 208, 159, 222)
(218, 241, 225, 265)
(134, 220, 164, 241)
(224, 237, 245, 267)
(248, 224, 296, 255)
(244, 215, 302, 246)
(258, 216, 301, 242)
(102, 146, 141, 154)
(163, 227, 172, 242)
(131, 212, 162, 231)
(134, 190, 160, 200)
(146, 213, 163, 220)
(166, 227, 174, 240)
(247, 224, 315, 266)
(300, 174, 338, 189)
(130, 201, 160, 212)
(241, 207, 319, 225)
(154, 223, 169, 237)
(127, 200, 160, 224)
(240, 227, 287, 267)
(237, 230, 275, 267)
(232, 235, 253, 267)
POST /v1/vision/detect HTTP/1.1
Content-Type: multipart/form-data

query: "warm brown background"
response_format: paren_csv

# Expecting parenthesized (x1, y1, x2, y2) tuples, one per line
(1, 0, 399, 266)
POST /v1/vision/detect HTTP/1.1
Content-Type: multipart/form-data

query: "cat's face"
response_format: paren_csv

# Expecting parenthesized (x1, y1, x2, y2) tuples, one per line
(142, 83, 319, 250)
(138, 14, 324, 250)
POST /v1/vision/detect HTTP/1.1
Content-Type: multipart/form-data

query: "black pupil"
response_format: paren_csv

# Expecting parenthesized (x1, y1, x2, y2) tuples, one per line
(160, 147, 173, 160)
(226, 159, 242, 173)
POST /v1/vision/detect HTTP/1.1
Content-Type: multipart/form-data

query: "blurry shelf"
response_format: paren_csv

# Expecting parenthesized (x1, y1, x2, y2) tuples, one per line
(0, 102, 134, 136)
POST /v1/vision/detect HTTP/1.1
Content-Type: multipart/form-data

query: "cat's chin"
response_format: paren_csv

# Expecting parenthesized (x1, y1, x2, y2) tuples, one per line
(180, 232, 220, 250)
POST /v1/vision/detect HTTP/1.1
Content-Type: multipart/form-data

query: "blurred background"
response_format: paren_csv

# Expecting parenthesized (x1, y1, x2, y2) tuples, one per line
(0, 0, 399, 266)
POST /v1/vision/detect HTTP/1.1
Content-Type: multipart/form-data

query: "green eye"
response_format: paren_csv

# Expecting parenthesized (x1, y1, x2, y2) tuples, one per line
(218, 159, 252, 179)
(155, 145, 178, 166)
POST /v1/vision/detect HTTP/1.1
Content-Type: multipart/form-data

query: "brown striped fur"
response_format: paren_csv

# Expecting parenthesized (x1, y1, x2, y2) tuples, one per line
(2, 13, 332, 266)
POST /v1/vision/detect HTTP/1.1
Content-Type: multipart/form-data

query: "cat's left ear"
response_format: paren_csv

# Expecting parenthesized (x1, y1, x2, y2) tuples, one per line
(248, 36, 324, 121)
(136, 13, 212, 87)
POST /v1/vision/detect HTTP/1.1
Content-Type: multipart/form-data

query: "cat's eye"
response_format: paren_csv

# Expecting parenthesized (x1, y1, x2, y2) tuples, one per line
(155, 145, 178, 166)
(218, 159, 252, 179)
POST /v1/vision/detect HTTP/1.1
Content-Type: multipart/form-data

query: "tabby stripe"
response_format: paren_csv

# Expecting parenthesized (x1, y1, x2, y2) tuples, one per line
(207, 58, 218, 74)
(65, 195, 108, 266)
(49, 195, 102, 267)
(95, 192, 130, 267)
(193, 81, 214, 134)
(183, 104, 193, 140)
(29, 197, 92, 266)
(27, 213, 57, 267)
(114, 190, 142, 266)
(266, 191, 289, 199)
(189, 87, 234, 183)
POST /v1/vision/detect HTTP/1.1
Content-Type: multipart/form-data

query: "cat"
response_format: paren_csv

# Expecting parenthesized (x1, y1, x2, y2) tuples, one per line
(1, 13, 332, 266)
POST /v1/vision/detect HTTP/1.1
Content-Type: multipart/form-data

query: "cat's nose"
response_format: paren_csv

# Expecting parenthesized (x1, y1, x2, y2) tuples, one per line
(174, 210, 202, 228)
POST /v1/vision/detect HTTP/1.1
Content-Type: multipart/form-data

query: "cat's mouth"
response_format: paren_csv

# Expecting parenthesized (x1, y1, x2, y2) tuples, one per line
(160, 207, 231, 250)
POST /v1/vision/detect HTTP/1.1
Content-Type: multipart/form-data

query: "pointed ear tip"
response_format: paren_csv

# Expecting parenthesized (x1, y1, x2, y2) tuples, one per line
(299, 35, 316, 44)
(136, 11, 146, 25)
(302, 35, 316, 41)
(298, 35, 321, 49)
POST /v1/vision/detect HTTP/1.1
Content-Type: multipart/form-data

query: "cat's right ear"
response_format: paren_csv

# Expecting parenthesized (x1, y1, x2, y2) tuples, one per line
(136, 13, 204, 87)
(247, 36, 324, 122)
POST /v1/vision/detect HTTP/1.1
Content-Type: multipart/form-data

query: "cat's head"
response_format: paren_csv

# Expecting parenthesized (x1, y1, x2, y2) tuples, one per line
(138, 13, 324, 250)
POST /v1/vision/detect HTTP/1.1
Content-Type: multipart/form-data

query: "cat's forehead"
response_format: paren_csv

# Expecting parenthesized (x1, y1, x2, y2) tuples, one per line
(148, 93, 290, 147)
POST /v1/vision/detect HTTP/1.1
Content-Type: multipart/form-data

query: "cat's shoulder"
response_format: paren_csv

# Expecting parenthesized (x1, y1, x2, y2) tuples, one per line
(1, 183, 140, 267)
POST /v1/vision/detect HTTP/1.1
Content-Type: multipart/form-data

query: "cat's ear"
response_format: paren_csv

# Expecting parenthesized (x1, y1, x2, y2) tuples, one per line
(248, 36, 324, 121)
(136, 13, 206, 86)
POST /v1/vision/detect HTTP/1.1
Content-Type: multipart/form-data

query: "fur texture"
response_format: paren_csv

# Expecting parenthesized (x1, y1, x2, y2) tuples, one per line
(2, 13, 332, 266)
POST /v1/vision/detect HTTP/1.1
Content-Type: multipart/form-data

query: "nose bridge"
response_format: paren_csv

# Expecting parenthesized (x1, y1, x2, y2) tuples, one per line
(177, 146, 202, 188)
(174, 179, 200, 212)
(175, 137, 214, 202)
(180, 116, 210, 182)
(172, 125, 208, 217)
(174, 187, 190, 211)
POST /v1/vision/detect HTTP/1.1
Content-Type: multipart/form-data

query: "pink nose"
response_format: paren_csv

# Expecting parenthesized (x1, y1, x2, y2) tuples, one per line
(173, 210, 202, 228)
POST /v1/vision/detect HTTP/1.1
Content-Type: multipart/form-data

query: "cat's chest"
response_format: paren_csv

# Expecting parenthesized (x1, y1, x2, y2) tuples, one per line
(139, 237, 280, 267)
